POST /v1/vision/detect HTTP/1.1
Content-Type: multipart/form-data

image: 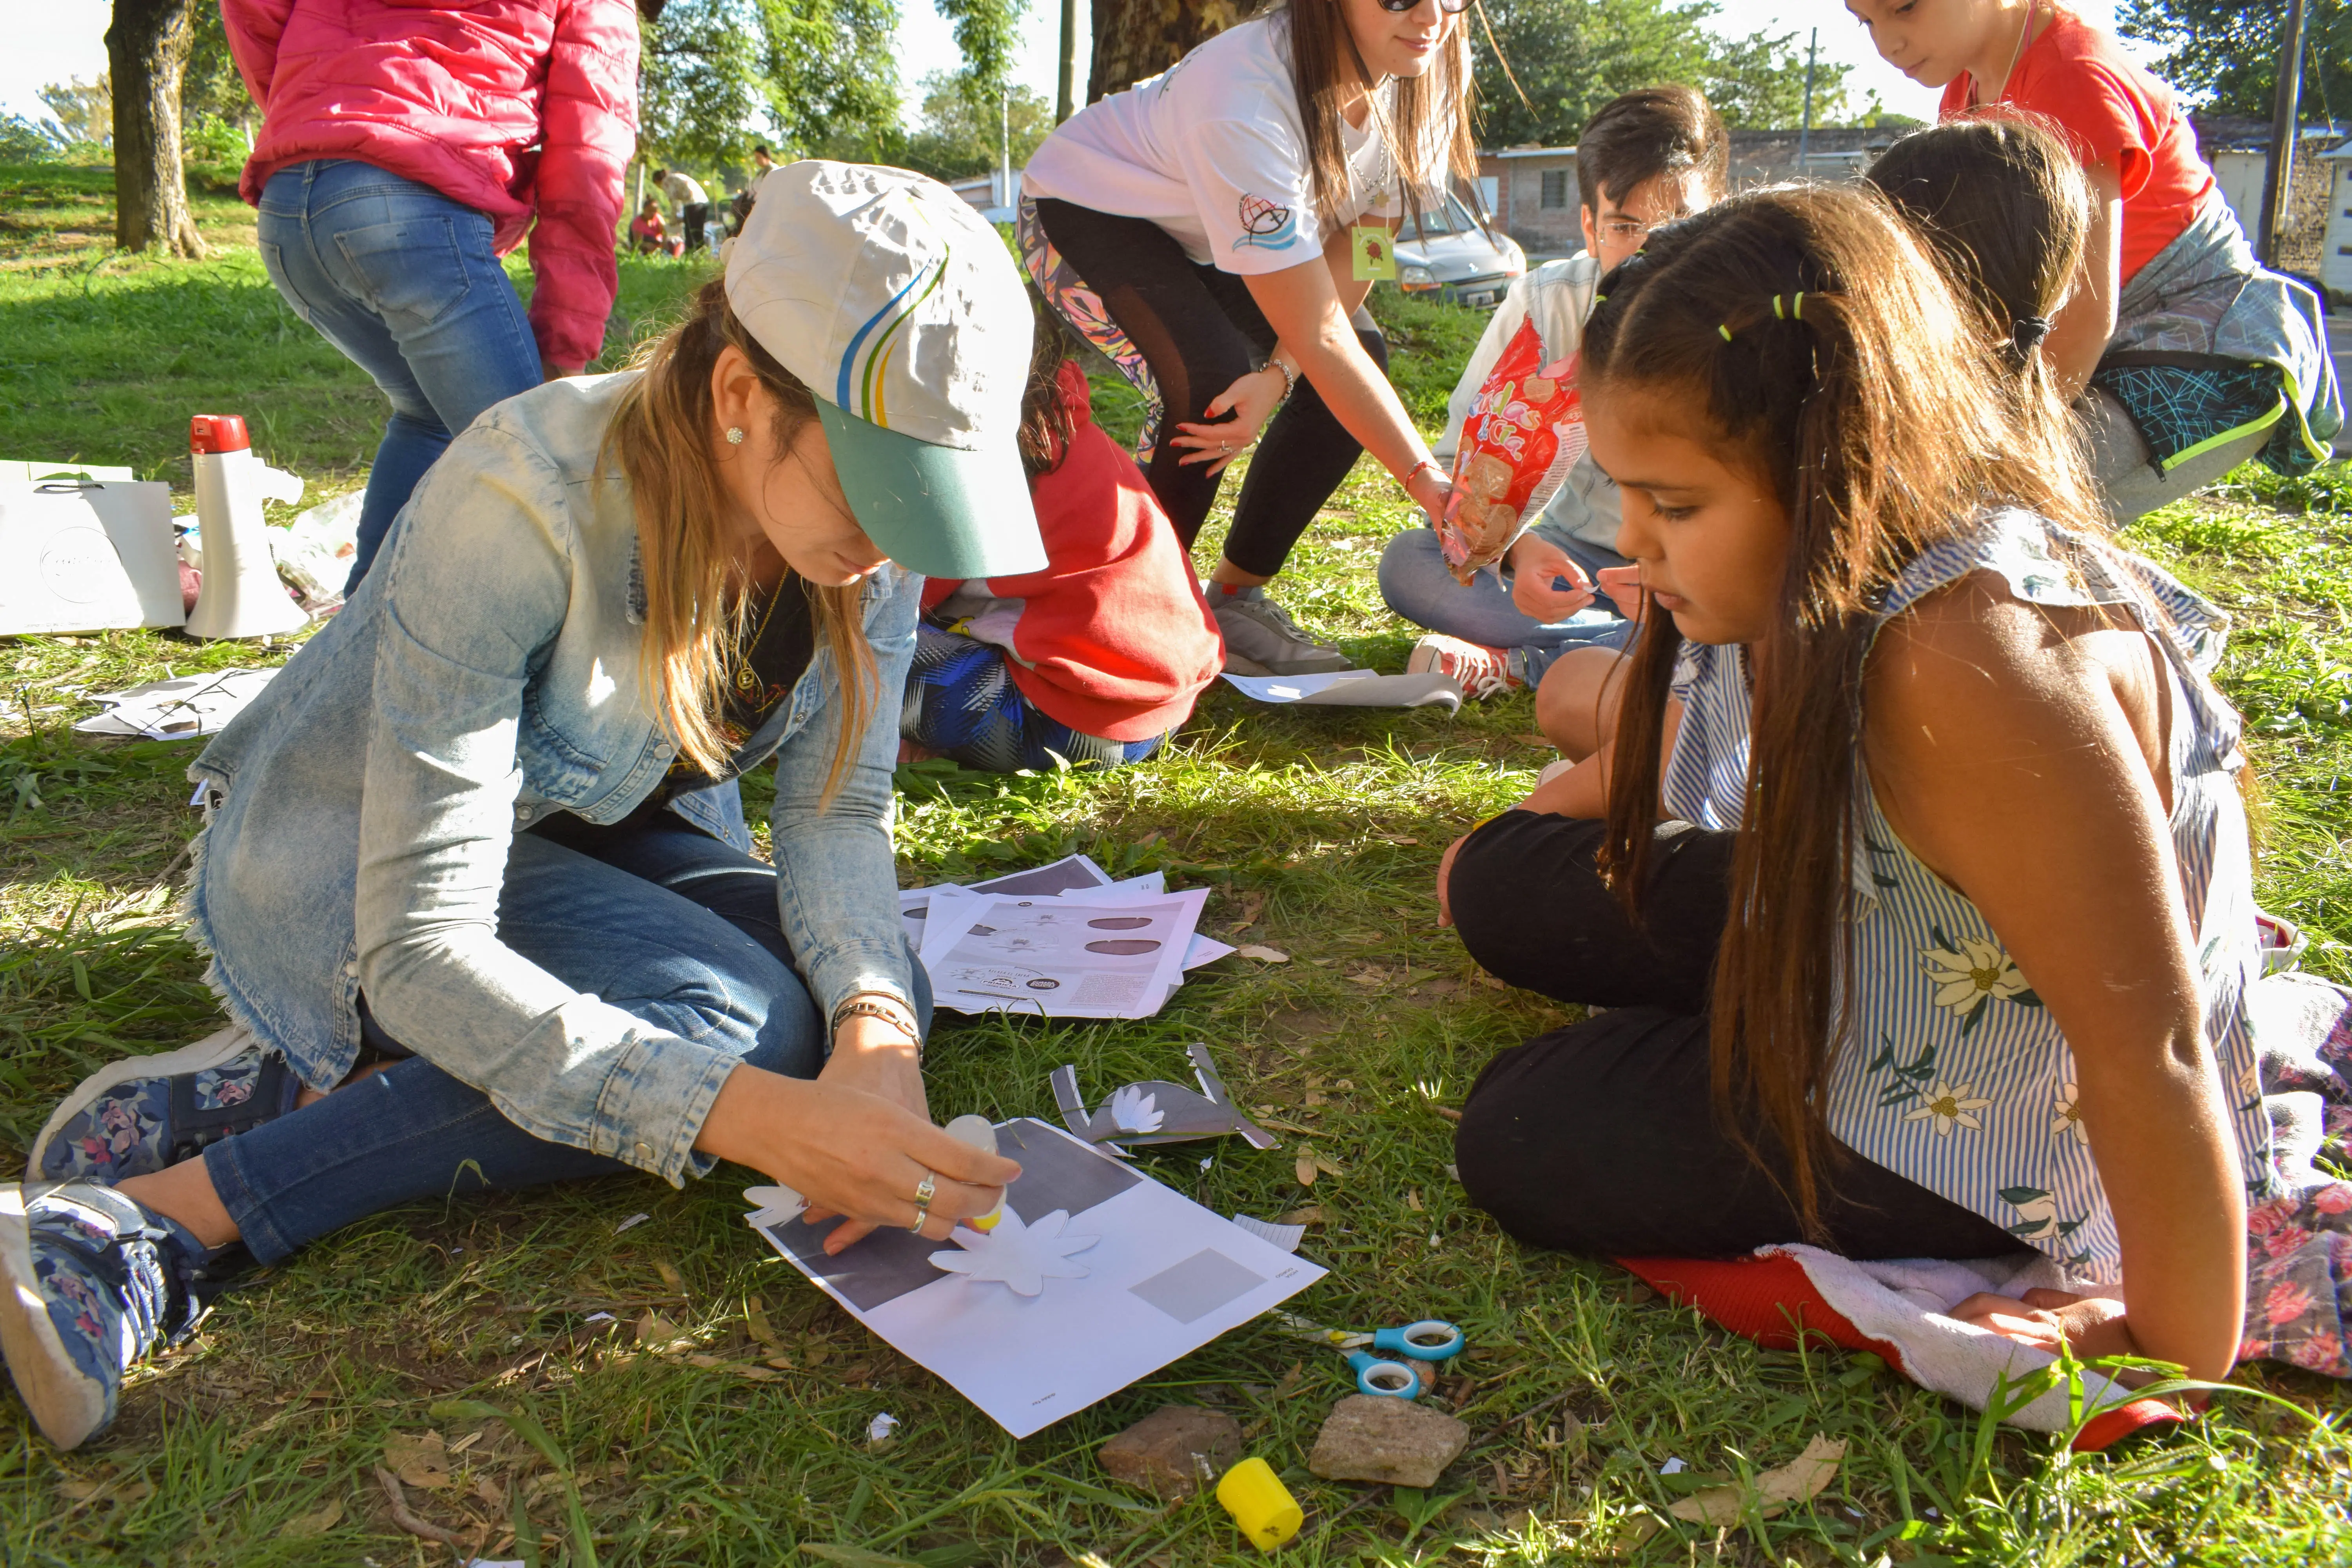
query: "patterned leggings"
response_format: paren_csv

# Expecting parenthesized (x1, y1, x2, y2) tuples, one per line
(902, 626, 1165, 773)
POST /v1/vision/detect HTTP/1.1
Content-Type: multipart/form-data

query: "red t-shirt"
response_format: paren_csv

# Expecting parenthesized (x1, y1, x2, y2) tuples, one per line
(1940, 7, 2214, 283)
(921, 363, 1221, 742)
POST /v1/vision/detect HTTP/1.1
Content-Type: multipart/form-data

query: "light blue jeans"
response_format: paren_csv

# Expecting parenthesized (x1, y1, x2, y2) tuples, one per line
(203, 808, 934, 1264)
(256, 159, 544, 592)
(1377, 528, 1634, 683)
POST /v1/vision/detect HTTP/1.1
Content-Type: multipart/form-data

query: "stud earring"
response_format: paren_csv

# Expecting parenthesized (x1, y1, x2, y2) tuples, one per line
(725, 426, 746, 445)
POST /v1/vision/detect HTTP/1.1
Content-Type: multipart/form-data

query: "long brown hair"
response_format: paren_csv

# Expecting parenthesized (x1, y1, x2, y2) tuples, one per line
(1580, 186, 2104, 1225)
(1866, 113, 2090, 399)
(604, 277, 875, 800)
(1270, 0, 1480, 236)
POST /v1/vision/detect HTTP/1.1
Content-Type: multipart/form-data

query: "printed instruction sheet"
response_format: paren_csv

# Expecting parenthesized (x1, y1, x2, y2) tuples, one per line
(746, 1118, 1325, 1437)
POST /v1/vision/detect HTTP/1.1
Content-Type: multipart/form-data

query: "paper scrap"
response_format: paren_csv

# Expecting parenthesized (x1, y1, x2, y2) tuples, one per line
(1231, 1215, 1306, 1253)
(1183, 933, 1237, 969)
(867, 1413, 900, 1445)
(1219, 670, 1378, 702)
(1668, 1435, 1846, 1525)
(613, 1212, 649, 1235)
(928, 1207, 1098, 1296)
(582, 1311, 616, 1325)
(1659, 1457, 1686, 1475)
(75, 667, 277, 740)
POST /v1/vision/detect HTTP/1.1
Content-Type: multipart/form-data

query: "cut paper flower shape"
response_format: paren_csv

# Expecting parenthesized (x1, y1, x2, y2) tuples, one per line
(1109, 1085, 1165, 1134)
(929, 1207, 1098, 1296)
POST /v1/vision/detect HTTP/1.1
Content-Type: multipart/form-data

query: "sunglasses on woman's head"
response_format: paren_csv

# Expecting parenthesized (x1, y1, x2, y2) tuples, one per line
(1376, 0, 1471, 13)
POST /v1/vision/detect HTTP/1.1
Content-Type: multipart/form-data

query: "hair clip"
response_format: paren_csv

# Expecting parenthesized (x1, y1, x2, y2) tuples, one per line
(1768, 292, 1806, 320)
(1717, 324, 1734, 341)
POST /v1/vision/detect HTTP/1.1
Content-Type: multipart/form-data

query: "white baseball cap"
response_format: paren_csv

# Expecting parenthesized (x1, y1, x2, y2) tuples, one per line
(725, 162, 1046, 579)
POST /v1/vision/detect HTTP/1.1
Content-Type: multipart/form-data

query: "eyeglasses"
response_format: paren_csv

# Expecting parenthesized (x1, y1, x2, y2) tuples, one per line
(1376, 0, 1471, 13)
(1598, 219, 1655, 242)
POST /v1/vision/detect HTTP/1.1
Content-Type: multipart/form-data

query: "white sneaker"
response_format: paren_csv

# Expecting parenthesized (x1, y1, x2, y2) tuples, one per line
(1407, 634, 1523, 700)
(1211, 586, 1352, 676)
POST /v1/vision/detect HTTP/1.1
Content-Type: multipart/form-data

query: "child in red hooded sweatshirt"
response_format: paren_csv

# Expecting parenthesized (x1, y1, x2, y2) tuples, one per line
(903, 314, 1223, 771)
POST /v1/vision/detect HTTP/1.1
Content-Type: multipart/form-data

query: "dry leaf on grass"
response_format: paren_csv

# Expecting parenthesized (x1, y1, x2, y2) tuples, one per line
(58, 1477, 153, 1505)
(279, 1496, 344, 1539)
(372, 1466, 462, 1545)
(1295, 1152, 1319, 1186)
(382, 1430, 454, 1491)
(1279, 1205, 1323, 1225)
(1235, 944, 1289, 962)
(1667, 1435, 1847, 1526)
(1312, 1150, 1344, 1177)
(746, 1294, 786, 1354)
(655, 1259, 687, 1294)
(637, 1310, 684, 1348)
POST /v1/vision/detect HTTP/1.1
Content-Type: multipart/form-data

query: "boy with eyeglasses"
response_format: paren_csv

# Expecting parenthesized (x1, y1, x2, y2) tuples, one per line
(1383, 85, 1727, 698)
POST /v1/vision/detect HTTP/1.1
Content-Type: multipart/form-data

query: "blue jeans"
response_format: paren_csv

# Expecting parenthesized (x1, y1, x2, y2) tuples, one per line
(1377, 528, 1634, 683)
(903, 625, 1166, 771)
(256, 159, 544, 592)
(203, 807, 932, 1264)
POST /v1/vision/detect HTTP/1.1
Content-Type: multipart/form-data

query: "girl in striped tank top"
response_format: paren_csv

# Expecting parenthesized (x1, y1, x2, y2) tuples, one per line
(1443, 181, 2352, 1382)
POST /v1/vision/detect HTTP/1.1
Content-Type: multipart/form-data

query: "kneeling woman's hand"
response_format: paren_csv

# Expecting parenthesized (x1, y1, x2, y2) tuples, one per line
(696, 1063, 1021, 1256)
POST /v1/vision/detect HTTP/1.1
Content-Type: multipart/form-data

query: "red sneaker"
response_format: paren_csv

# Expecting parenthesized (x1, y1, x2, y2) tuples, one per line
(1406, 634, 1523, 700)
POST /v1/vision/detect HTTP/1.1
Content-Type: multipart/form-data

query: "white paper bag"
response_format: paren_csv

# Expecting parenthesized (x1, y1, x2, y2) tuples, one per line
(0, 480, 184, 634)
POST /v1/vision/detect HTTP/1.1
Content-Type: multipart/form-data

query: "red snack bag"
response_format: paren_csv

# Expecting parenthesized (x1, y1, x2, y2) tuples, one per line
(1436, 317, 1586, 583)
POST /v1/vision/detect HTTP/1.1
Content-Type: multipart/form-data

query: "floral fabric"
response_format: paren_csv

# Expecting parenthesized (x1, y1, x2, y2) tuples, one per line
(1017, 196, 1167, 464)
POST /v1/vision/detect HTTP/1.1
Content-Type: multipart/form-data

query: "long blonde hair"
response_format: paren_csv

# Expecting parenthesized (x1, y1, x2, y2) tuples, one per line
(1272, 0, 1480, 236)
(605, 277, 876, 802)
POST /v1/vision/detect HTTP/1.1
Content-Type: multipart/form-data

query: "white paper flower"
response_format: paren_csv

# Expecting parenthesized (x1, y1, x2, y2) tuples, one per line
(1919, 938, 2029, 1016)
(1903, 1079, 1993, 1136)
(928, 1208, 1098, 1296)
(1109, 1085, 1164, 1134)
(2050, 1083, 2088, 1145)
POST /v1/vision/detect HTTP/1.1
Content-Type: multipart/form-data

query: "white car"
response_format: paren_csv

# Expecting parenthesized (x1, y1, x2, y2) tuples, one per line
(1394, 192, 1526, 309)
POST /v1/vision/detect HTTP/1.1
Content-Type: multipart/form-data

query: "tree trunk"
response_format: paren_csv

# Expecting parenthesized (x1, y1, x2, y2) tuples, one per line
(107, 0, 207, 258)
(1087, 0, 1248, 103)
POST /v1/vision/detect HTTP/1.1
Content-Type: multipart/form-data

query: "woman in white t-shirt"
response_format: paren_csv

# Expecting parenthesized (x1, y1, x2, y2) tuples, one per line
(1019, 0, 1476, 675)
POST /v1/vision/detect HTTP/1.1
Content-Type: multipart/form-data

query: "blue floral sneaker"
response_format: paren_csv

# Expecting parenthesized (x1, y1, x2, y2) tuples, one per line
(29, 1025, 298, 1185)
(0, 1182, 212, 1450)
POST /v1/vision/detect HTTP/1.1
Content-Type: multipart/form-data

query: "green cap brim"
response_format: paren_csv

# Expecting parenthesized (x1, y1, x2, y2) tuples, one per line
(817, 400, 1047, 580)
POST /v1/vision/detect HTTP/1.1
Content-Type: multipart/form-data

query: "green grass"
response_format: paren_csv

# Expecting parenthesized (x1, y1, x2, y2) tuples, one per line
(2, 164, 2349, 1565)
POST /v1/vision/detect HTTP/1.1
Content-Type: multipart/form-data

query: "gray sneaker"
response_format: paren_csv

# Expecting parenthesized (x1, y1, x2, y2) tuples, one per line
(1211, 586, 1352, 676)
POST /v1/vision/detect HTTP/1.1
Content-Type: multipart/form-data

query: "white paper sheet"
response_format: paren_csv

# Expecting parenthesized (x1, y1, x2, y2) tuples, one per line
(746, 1119, 1325, 1437)
(74, 667, 277, 739)
(1218, 669, 1378, 703)
(921, 888, 1208, 1019)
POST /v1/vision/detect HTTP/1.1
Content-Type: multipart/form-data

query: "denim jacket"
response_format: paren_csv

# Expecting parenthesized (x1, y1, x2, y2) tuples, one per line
(185, 373, 919, 1185)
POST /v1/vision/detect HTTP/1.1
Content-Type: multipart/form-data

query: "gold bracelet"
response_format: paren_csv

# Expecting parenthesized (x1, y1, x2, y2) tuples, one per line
(830, 997, 922, 1048)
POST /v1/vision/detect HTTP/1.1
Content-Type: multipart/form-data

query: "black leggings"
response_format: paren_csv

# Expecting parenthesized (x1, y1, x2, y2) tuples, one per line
(1447, 810, 2025, 1261)
(1033, 197, 1387, 577)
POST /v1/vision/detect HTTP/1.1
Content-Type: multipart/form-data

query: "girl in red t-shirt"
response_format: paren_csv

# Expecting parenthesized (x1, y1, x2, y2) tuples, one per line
(1848, 0, 2341, 519)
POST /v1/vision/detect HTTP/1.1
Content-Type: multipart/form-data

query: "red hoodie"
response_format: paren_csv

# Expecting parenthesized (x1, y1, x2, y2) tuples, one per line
(922, 363, 1222, 742)
(223, 0, 639, 371)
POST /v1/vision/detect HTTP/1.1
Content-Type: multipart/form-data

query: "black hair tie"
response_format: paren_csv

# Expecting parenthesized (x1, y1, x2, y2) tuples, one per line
(2011, 315, 2053, 353)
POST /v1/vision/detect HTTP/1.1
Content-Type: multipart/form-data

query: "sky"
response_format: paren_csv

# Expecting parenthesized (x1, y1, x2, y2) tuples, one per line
(3, 0, 2160, 138)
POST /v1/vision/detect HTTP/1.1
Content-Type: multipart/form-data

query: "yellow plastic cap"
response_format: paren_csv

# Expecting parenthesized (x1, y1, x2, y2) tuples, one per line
(1216, 1457, 1303, 1551)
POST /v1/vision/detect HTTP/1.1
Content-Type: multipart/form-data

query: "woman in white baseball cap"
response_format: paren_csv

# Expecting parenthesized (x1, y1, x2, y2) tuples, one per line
(2, 164, 1042, 1452)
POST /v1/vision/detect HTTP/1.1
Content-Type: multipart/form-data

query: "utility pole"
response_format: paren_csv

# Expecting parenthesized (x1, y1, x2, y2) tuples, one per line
(2259, 0, 2310, 266)
(1797, 28, 1818, 174)
(1057, 0, 1079, 122)
(1001, 84, 1014, 209)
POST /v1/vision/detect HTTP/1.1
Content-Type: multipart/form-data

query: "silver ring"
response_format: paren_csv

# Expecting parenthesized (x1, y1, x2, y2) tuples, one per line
(908, 1199, 931, 1232)
(913, 1170, 937, 1206)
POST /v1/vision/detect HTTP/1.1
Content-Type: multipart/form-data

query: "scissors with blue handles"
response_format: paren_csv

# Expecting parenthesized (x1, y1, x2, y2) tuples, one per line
(1273, 1310, 1465, 1399)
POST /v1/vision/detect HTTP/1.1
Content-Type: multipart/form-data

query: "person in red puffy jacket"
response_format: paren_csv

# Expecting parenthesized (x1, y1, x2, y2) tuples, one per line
(223, 0, 641, 591)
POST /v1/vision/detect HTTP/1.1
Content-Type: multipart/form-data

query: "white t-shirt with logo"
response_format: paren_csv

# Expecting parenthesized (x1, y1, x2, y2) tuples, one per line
(1023, 12, 1441, 275)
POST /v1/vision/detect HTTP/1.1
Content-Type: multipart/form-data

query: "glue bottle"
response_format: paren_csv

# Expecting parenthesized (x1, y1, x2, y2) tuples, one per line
(944, 1115, 1005, 1231)
(183, 414, 309, 640)
(1216, 1458, 1303, 1551)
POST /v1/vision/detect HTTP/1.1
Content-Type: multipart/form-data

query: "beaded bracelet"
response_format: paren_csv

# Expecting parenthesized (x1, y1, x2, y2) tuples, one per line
(1263, 358, 1297, 401)
(830, 996, 922, 1053)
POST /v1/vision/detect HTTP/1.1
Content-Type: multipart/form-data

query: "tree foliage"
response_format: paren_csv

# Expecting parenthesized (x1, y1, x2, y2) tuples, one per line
(2119, 0, 2352, 121)
(638, 0, 905, 170)
(933, 0, 1027, 96)
(38, 77, 112, 147)
(900, 69, 1053, 180)
(1471, 0, 1851, 142)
